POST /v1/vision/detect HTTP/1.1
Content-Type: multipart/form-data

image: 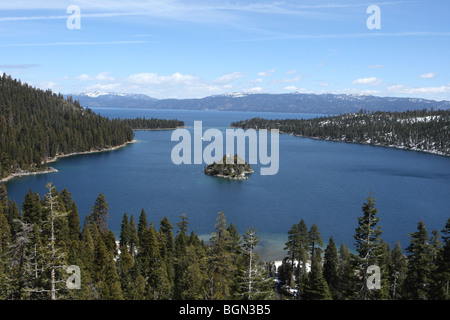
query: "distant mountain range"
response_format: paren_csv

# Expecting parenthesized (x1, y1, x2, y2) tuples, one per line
(68, 91, 450, 115)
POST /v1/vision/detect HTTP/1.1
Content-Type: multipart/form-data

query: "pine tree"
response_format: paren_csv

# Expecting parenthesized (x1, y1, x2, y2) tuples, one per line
(227, 222, 244, 298)
(0, 209, 10, 256)
(137, 208, 148, 244)
(353, 193, 384, 299)
(437, 218, 450, 299)
(238, 228, 273, 300)
(129, 215, 139, 261)
(284, 223, 300, 287)
(309, 223, 323, 264)
(6, 201, 20, 238)
(117, 246, 133, 299)
(173, 214, 189, 299)
(208, 211, 235, 300)
(295, 219, 310, 293)
(119, 213, 130, 251)
(87, 193, 109, 233)
(177, 245, 206, 300)
(21, 189, 42, 226)
(404, 220, 432, 300)
(388, 241, 407, 300)
(335, 243, 356, 299)
(5, 220, 35, 299)
(428, 229, 443, 299)
(323, 237, 338, 298)
(67, 202, 81, 242)
(43, 183, 68, 300)
(302, 258, 332, 300)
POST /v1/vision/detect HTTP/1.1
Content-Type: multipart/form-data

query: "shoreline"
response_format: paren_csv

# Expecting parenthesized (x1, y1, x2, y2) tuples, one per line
(0, 167, 59, 183)
(0, 139, 137, 183)
(132, 126, 183, 131)
(230, 125, 449, 157)
(46, 139, 137, 164)
(287, 133, 450, 157)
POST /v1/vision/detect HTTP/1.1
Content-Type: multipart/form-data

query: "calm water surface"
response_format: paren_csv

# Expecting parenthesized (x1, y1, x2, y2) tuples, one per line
(4, 108, 450, 260)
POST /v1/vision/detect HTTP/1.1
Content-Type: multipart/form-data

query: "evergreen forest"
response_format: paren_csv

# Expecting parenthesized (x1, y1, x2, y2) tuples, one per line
(0, 74, 183, 180)
(0, 184, 448, 300)
(231, 109, 450, 156)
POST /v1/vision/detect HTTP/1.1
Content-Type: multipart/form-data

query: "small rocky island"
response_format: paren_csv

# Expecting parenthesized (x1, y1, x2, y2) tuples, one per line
(204, 154, 254, 180)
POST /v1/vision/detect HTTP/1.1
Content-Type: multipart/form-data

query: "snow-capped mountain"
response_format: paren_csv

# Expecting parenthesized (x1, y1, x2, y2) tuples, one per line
(68, 91, 450, 114)
(67, 92, 158, 108)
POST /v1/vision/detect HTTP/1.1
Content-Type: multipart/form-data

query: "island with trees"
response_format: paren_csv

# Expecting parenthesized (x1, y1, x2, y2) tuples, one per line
(204, 154, 254, 180)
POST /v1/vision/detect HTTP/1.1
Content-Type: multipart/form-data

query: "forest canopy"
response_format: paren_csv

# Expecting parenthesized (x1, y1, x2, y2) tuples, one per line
(0, 74, 183, 180)
(231, 109, 450, 156)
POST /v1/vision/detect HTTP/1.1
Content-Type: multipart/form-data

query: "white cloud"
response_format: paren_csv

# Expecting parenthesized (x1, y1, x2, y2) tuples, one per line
(87, 82, 122, 91)
(248, 86, 263, 92)
(387, 84, 405, 91)
(77, 74, 91, 81)
(126, 72, 197, 85)
(213, 72, 244, 84)
(352, 77, 382, 86)
(271, 76, 301, 84)
(419, 72, 436, 79)
(320, 82, 329, 87)
(286, 69, 297, 74)
(95, 72, 115, 81)
(367, 64, 384, 69)
(0, 40, 149, 47)
(283, 85, 298, 91)
(77, 72, 115, 81)
(389, 84, 450, 95)
(257, 69, 276, 77)
(332, 88, 382, 95)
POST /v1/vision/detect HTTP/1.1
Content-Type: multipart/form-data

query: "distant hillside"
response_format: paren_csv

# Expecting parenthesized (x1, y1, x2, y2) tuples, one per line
(231, 109, 450, 156)
(71, 91, 450, 114)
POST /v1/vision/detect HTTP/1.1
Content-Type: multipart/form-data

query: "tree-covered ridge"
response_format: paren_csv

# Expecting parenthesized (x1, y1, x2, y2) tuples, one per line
(0, 74, 134, 179)
(119, 117, 184, 130)
(231, 109, 450, 156)
(0, 74, 184, 180)
(0, 183, 448, 300)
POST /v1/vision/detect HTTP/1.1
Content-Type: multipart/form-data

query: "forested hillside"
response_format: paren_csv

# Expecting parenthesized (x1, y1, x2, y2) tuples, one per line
(232, 109, 450, 156)
(0, 184, 448, 300)
(119, 117, 184, 130)
(0, 74, 184, 180)
(0, 74, 134, 179)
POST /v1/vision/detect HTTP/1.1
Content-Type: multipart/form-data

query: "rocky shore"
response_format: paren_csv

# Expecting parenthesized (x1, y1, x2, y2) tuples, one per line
(0, 139, 137, 183)
(204, 154, 254, 180)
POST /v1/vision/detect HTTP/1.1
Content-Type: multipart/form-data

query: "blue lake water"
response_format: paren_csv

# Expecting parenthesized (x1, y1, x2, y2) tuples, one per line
(4, 108, 450, 260)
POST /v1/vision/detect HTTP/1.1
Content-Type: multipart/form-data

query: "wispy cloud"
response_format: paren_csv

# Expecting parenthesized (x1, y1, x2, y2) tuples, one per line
(0, 40, 149, 47)
(367, 64, 384, 69)
(388, 84, 450, 95)
(352, 77, 383, 86)
(232, 31, 450, 42)
(0, 64, 39, 69)
(419, 72, 436, 79)
(271, 76, 301, 84)
(213, 72, 244, 85)
(257, 69, 276, 77)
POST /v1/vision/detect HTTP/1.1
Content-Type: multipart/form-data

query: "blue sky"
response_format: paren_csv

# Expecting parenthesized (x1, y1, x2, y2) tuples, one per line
(0, 0, 449, 100)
